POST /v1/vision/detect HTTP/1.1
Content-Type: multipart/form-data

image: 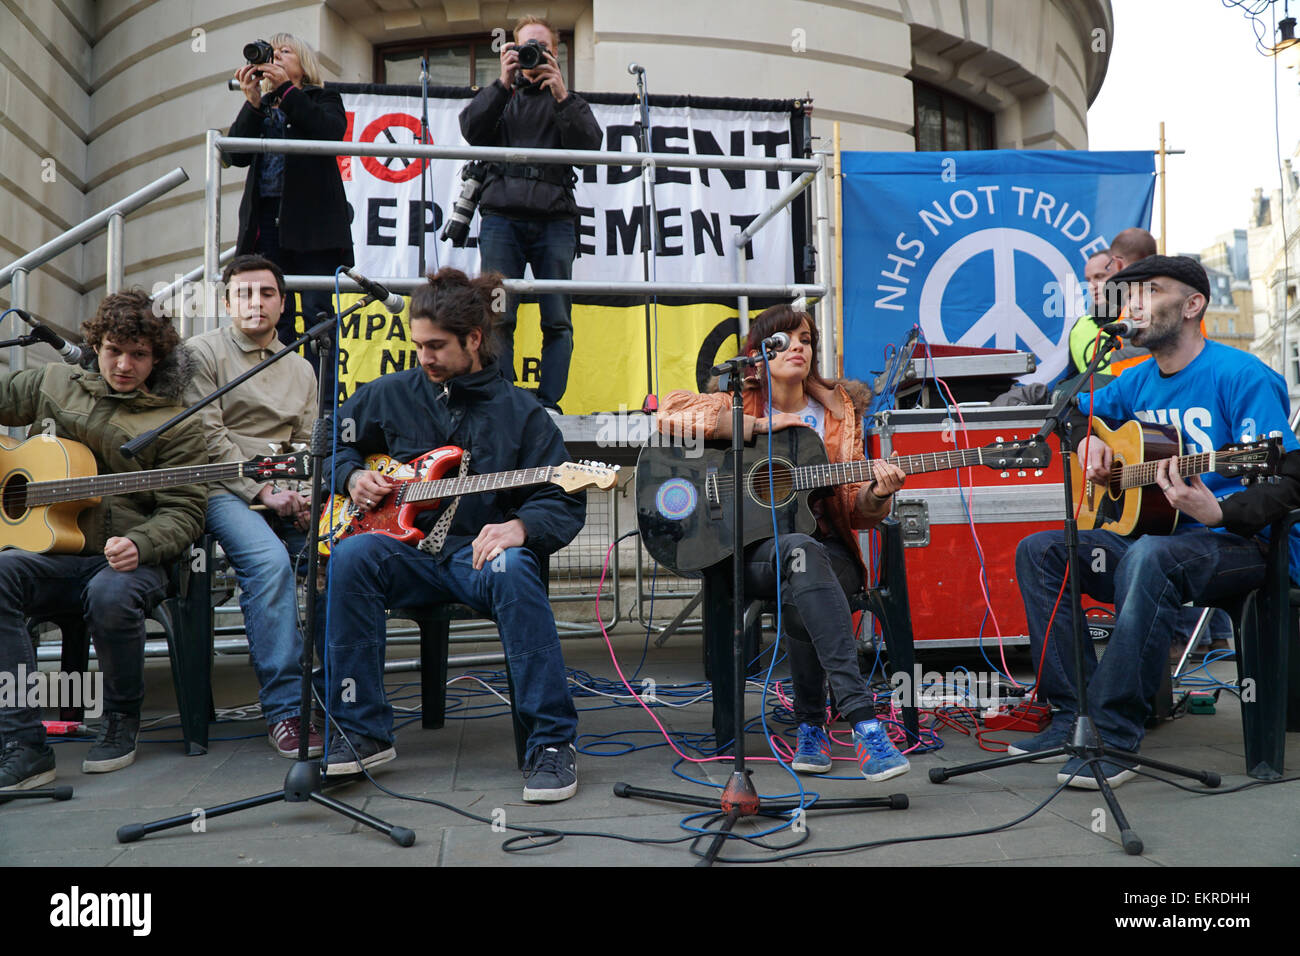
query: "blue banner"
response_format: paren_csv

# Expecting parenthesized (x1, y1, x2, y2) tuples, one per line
(842, 150, 1154, 385)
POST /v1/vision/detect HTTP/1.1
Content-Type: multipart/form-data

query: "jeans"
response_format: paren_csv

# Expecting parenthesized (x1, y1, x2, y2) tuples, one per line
(320, 534, 577, 757)
(1016, 527, 1268, 751)
(744, 533, 875, 727)
(207, 493, 309, 725)
(0, 552, 167, 747)
(478, 214, 576, 409)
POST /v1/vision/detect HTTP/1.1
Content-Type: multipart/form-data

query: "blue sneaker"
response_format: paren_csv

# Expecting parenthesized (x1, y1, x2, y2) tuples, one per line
(791, 723, 832, 774)
(1006, 717, 1072, 763)
(1056, 755, 1138, 790)
(853, 719, 910, 782)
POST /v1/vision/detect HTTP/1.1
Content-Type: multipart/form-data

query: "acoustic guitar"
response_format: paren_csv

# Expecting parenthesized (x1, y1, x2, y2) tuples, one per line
(1073, 419, 1283, 536)
(0, 434, 308, 554)
(317, 445, 618, 556)
(636, 428, 1051, 573)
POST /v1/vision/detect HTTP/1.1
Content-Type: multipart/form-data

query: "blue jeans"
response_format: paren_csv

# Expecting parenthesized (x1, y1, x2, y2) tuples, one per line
(0, 551, 167, 747)
(1016, 527, 1268, 751)
(478, 214, 576, 409)
(320, 534, 577, 757)
(207, 493, 308, 725)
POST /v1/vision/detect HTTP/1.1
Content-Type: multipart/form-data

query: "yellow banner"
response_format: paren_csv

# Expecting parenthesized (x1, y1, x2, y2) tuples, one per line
(320, 293, 742, 414)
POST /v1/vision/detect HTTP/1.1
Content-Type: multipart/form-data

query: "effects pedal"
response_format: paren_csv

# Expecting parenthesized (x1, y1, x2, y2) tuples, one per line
(982, 701, 1052, 732)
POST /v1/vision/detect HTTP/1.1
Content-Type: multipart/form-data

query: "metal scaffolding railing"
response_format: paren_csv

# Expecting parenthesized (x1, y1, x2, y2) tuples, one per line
(1, 167, 190, 376)
(203, 132, 833, 366)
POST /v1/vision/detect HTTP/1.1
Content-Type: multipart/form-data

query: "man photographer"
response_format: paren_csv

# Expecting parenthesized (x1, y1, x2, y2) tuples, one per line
(459, 16, 602, 414)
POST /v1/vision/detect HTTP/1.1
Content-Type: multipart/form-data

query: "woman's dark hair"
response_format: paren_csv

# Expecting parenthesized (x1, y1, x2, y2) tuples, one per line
(408, 267, 502, 364)
(80, 289, 179, 363)
(739, 304, 830, 392)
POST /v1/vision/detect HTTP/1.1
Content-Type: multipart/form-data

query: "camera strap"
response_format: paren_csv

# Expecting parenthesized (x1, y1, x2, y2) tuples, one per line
(491, 162, 577, 189)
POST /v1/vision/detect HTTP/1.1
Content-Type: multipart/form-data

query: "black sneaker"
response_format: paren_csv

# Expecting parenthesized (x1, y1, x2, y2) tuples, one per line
(0, 740, 56, 790)
(522, 743, 578, 802)
(82, 712, 139, 773)
(323, 730, 396, 777)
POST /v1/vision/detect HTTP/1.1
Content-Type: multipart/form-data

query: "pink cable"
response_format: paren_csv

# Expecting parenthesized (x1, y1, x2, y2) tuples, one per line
(932, 374, 1024, 688)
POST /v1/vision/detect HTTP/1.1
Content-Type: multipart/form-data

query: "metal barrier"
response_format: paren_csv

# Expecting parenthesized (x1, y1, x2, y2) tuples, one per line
(1, 167, 190, 377)
(201, 131, 832, 370)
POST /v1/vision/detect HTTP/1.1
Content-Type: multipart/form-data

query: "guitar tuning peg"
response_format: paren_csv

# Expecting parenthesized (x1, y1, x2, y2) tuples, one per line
(1000, 470, 1010, 479)
(1269, 430, 1283, 439)
(1034, 469, 1044, 477)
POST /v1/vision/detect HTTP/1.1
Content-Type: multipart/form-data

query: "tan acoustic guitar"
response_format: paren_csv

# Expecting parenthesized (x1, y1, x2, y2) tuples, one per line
(1072, 419, 1282, 537)
(0, 434, 308, 554)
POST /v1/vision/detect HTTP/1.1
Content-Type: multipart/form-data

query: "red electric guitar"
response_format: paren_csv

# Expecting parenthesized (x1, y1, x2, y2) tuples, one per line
(317, 445, 618, 556)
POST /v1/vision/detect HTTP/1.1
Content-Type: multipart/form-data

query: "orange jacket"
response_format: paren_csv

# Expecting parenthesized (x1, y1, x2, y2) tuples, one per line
(657, 379, 887, 584)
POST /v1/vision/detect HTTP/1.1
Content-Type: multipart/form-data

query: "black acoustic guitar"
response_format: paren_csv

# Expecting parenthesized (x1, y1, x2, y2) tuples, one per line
(636, 428, 1051, 573)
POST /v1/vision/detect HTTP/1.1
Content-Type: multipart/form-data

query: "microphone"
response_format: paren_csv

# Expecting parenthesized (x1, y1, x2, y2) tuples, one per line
(761, 331, 792, 355)
(343, 267, 405, 315)
(627, 62, 645, 75)
(12, 309, 84, 364)
(1100, 318, 1136, 337)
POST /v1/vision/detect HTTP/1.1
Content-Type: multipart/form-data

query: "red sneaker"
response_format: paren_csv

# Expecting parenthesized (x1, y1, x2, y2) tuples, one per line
(268, 716, 324, 759)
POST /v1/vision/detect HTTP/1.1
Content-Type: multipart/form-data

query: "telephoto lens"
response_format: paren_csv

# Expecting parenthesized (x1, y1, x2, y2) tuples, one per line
(440, 161, 488, 247)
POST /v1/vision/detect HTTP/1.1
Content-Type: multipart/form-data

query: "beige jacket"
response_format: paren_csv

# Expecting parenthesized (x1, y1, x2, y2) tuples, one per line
(184, 325, 317, 502)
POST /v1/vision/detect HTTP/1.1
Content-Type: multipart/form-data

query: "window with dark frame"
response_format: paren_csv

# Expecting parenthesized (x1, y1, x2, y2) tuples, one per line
(912, 81, 994, 152)
(376, 33, 573, 88)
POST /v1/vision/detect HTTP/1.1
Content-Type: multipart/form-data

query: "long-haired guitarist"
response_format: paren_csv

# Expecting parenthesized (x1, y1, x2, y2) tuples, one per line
(319, 268, 586, 802)
(1011, 255, 1299, 788)
(657, 304, 911, 782)
(0, 292, 207, 791)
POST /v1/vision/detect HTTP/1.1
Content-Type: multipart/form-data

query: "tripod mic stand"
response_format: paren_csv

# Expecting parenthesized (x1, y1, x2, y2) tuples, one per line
(615, 348, 907, 866)
(928, 332, 1219, 855)
(116, 298, 414, 847)
(632, 64, 660, 414)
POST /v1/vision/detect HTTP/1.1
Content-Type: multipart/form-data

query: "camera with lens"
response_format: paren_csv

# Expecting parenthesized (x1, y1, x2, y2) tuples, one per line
(226, 39, 275, 90)
(439, 161, 489, 247)
(513, 38, 547, 70)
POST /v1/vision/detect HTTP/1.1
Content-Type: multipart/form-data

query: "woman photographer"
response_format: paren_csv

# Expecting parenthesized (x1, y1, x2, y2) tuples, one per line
(227, 32, 353, 400)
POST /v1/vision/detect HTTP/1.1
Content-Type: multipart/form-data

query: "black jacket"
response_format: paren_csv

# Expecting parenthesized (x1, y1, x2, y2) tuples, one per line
(459, 79, 602, 220)
(331, 363, 585, 560)
(1218, 450, 1300, 538)
(227, 83, 355, 260)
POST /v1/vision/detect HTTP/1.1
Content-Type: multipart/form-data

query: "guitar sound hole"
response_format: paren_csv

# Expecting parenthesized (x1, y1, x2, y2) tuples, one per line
(749, 461, 796, 506)
(2, 474, 28, 519)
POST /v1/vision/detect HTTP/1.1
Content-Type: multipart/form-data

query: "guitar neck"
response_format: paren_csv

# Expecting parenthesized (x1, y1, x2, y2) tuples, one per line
(792, 447, 990, 491)
(27, 459, 251, 506)
(404, 466, 555, 502)
(1118, 450, 1215, 490)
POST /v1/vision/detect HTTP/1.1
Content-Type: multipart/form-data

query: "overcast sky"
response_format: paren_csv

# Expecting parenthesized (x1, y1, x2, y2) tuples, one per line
(1087, 0, 1300, 256)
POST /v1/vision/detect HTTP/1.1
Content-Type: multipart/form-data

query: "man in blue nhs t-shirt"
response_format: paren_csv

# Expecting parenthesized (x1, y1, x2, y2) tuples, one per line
(1011, 255, 1298, 789)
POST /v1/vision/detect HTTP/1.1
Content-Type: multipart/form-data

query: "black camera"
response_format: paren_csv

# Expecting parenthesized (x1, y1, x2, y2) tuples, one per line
(227, 39, 275, 90)
(243, 39, 275, 65)
(439, 161, 489, 247)
(513, 38, 547, 70)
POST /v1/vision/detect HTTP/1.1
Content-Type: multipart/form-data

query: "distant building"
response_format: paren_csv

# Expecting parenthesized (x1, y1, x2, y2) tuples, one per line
(1196, 233, 1255, 354)
(1247, 153, 1300, 414)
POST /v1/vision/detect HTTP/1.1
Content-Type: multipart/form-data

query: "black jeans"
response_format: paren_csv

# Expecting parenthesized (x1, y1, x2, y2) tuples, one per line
(743, 532, 874, 726)
(252, 204, 347, 407)
(0, 552, 168, 747)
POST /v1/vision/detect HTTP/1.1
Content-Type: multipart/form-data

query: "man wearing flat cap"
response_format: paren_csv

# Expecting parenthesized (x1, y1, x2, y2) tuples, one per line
(1009, 255, 1299, 788)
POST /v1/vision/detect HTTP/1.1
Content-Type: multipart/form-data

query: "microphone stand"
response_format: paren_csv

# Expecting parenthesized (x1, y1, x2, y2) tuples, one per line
(614, 347, 907, 866)
(928, 332, 1219, 855)
(633, 67, 659, 413)
(116, 297, 415, 847)
(418, 55, 431, 277)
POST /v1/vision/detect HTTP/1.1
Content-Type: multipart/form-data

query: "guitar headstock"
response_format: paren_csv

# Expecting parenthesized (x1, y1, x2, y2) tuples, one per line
(243, 451, 311, 481)
(980, 439, 1052, 470)
(551, 461, 619, 493)
(1216, 436, 1284, 479)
